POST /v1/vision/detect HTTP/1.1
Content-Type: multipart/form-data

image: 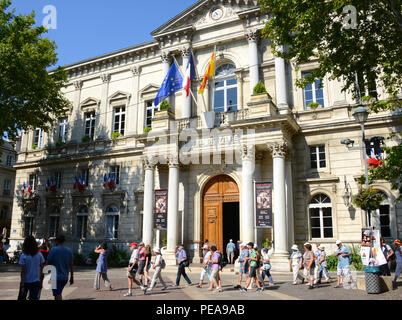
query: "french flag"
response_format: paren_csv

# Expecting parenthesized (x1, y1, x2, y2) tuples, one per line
(21, 182, 26, 194)
(78, 175, 86, 191)
(49, 177, 57, 192)
(27, 184, 31, 196)
(45, 179, 50, 192)
(103, 173, 107, 188)
(182, 52, 196, 98)
(73, 176, 78, 190)
(107, 173, 115, 190)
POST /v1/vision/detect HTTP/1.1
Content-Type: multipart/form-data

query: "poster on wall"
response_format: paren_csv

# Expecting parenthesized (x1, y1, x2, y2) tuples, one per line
(360, 246, 371, 266)
(361, 228, 372, 247)
(255, 182, 272, 228)
(154, 189, 168, 230)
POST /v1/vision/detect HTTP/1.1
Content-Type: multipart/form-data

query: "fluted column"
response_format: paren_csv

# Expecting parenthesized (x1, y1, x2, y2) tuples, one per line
(234, 69, 244, 109)
(181, 47, 192, 118)
(241, 144, 255, 243)
(142, 159, 155, 246)
(99, 73, 111, 139)
(167, 155, 179, 252)
(130, 66, 141, 134)
(246, 29, 260, 95)
(70, 80, 83, 142)
(274, 45, 289, 113)
(285, 158, 295, 248)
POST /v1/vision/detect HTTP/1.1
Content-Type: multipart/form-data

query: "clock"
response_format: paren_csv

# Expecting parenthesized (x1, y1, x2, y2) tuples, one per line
(211, 8, 223, 21)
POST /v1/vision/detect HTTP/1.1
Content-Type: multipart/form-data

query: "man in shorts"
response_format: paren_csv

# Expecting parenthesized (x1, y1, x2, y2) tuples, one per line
(241, 242, 262, 292)
(124, 242, 141, 297)
(334, 240, 352, 288)
(46, 235, 73, 300)
(234, 243, 249, 289)
(137, 242, 147, 289)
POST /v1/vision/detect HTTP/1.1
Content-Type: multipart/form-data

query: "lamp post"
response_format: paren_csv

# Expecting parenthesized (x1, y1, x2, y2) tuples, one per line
(352, 105, 371, 226)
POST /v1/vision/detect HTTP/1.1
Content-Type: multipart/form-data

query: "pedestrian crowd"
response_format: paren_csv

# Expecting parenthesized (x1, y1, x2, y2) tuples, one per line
(11, 235, 402, 300)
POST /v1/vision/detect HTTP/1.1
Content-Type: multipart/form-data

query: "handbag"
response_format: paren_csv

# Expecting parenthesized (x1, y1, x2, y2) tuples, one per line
(182, 259, 190, 267)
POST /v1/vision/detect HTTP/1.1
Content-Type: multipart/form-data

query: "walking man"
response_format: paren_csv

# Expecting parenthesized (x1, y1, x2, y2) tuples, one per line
(175, 244, 192, 287)
(137, 242, 147, 289)
(46, 235, 74, 300)
(146, 248, 167, 293)
(241, 242, 262, 292)
(334, 240, 352, 288)
(197, 244, 212, 288)
(234, 243, 249, 289)
(226, 240, 235, 264)
(124, 242, 141, 297)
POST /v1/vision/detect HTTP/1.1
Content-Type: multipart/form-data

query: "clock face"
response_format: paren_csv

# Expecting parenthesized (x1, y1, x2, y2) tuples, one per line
(211, 8, 223, 20)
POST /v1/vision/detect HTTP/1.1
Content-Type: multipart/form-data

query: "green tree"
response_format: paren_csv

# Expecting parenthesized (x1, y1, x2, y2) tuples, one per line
(259, 0, 402, 200)
(0, 0, 69, 142)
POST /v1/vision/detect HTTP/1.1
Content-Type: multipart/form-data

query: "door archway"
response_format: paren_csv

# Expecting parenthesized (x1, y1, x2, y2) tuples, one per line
(202, 174, 239, 254)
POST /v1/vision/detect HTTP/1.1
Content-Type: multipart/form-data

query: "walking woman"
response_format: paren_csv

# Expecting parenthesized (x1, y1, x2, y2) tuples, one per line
(303, 243, 316, 289)
(146, 248, 167, 293)
(94, 242, 113, 291)
(18, 235, 45, 300)
(143, 245, 153, 287)
(261, 248, 274, 286)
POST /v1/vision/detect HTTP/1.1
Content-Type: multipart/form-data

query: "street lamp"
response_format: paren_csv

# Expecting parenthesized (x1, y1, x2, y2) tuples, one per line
(353, 105, 371, 226)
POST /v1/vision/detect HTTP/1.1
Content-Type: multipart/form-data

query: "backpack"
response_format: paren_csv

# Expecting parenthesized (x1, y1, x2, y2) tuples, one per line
(160, 257, 166, 269)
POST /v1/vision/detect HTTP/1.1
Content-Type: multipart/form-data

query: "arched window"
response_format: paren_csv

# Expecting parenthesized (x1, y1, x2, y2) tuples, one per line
(373, 193, 391, 237)
(309, 194, 333, 238)
(76, 206, 88, 239)
(106, 205, 119, 239)
(213, 63, 237, 113)
(48, 207, 60, 238)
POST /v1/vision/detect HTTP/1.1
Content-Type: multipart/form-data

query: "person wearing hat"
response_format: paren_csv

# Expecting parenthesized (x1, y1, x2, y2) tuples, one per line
(146, 247, 167, 293)
(393, 239, 402, 288)
(240, 242, 263, 292)
(289, 244, 304, 285)
(226, 239, 236, 265)
(197, 244, 212, 288)
(333, 240, 352, 288)
(124, 242, 141, 297)
(175, 244, 192, 287)
(317, 245, 333, 284)
(234, 242, 249, 290)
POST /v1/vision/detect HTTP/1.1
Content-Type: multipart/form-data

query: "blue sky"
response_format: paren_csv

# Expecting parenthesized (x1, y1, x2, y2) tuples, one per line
(12, 0, 196, 67)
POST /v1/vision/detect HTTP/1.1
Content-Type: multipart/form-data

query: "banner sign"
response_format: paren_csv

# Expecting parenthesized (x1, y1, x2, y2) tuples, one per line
(360, 228, 387, 266)
(255, 182, 272, 228)
(154, 189, 168, 230)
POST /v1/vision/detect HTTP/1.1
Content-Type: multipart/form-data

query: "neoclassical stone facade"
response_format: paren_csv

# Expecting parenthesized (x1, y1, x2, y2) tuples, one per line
(9, 0, 401, 268)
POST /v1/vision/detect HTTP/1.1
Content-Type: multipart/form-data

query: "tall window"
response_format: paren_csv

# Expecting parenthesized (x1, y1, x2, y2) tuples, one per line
(84, 112, 96, 139)
(373, 193, 391, 237)
(80, 169, 89, 186)
(76, 206, 88, 239)
(309, 194, 333, 238)
(145, 101, 159, 129)
(33, 128, 43, 148)
(48, 207, 60, 238)
(3, 179, 11, 196)
(0, 206, 9, 220)
(24, 215, 34, 237)
(106, 205, 119, 239)
(54, 172, 62, 189)
(110, 165, 120, 185)
(6, 155, 13, 166)
(214, 64, 237, 113)
(302, 72, 325, 109)
(310, 145, 326, 169)
(113, 106, 125, 135)
(29, 174, 38, 191)
(59, 117, 69, 142)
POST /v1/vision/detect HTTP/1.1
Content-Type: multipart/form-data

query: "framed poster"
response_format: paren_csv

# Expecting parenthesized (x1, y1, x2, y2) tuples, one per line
(154, 189, 168, 230)
(255, 182, 272, 228)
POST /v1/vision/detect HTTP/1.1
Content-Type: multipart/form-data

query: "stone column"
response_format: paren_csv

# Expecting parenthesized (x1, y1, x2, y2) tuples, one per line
(69, 80, 83, 143)
(165, 156, 179, 265)
(181, 47, 192, 119)
(241, 144, 255, 243)
(142, 159, 154, 246)
(246, 29, 259, 95)
(268, 142, 290, 271)
(234, 69, 244, 110)
(274, 46, 289, 113)
(130, 66, 141, 134)
(285, 158, 295, 248)
(99, 73, 111, 139)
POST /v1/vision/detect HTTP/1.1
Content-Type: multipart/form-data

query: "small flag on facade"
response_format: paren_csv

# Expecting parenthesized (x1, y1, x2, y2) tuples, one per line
(182, 52, 197, 98)
(198, 49, 215, 94)
(154, 61, 183, 106)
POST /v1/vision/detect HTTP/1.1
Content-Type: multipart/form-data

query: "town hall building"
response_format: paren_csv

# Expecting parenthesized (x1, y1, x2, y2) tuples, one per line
(8, 0, 401, 269)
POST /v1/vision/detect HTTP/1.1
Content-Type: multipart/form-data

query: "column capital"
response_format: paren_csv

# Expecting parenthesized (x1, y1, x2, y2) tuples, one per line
(143, 157, 156, 170)
(130, 65, 141, 76)
(161, 51, 171, 63)
(73, 80, 83, 90)
(180, 46, 191, 58)
(245, 29, 259, 43)
(242, 144, 255, 161)
(267, 142, 288, 158)
(168, 154, 179, 168)
(100, 73, 111, 84)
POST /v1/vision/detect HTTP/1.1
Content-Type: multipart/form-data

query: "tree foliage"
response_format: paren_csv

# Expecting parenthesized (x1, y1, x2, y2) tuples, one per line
(259, 0, 402, 111)
(0, 0, 69, 142)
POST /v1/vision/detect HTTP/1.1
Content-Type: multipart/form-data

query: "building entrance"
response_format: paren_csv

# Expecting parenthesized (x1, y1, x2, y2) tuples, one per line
(202, 175, 239, 254)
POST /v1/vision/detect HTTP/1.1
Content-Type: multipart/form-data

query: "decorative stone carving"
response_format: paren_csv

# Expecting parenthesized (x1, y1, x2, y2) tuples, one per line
(161, 51, 170, 63)
(168, 154, 179, 168)
(181, 47, 191, 57)
(100, 73, 111, 83)
(242, 144, 255, 161)
(73, 80, 83, 90)
(245, 29, 259, 42)
(143, 157, 155, 170)
(267, 142, 288, 158)
(130, 65, 141, 76)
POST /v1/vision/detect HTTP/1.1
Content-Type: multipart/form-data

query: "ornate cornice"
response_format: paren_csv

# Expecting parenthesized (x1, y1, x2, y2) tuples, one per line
(267, 142, 288, 158)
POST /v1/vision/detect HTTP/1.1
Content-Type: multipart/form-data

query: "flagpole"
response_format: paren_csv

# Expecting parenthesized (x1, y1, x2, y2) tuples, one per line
(190, 49, 208, 115)
(211, 45, 217, 114)
(172, 56, 205, 114)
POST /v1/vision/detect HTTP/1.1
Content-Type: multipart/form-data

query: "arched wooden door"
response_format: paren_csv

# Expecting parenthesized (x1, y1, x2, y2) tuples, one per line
(202, 175, 239, 253)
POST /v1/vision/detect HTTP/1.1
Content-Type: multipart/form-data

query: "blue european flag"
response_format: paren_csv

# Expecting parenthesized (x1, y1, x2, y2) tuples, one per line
(154, 61, 183, 106)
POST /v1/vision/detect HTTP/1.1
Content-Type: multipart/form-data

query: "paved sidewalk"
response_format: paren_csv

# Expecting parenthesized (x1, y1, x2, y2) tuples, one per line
(1, 264, 401, 300)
